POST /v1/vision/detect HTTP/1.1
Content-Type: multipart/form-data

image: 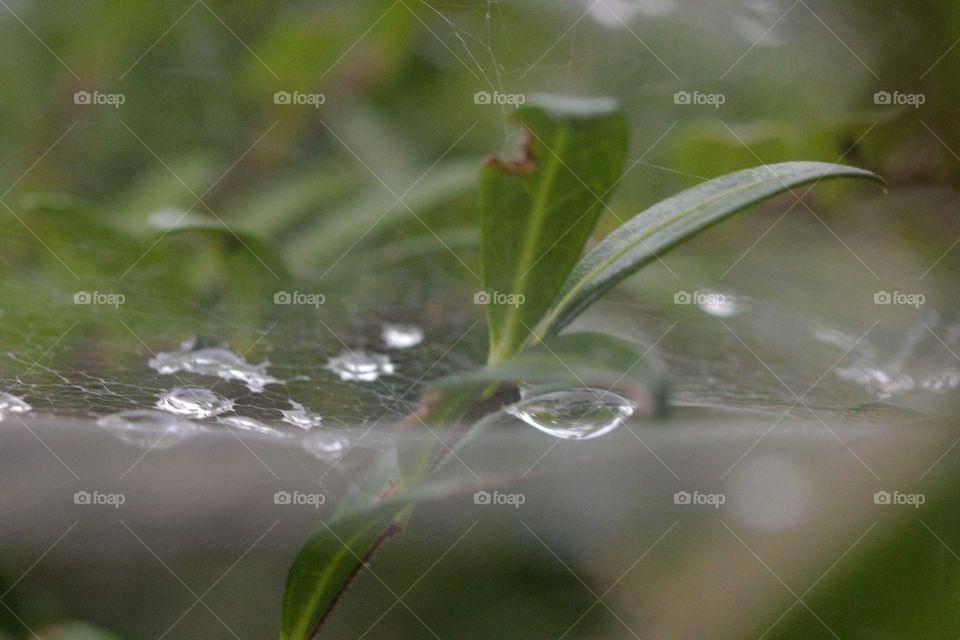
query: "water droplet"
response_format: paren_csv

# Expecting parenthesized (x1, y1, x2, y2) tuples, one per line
(217, 415, 289, 438)
(506, 388, 635, 441)
(698, 291, 741, 317)
(326, 350, 395, 382)
(149, 338, 278, 393)
(156, 387, 233, 419)
(381, 323, 424, 349)
(835, 365, 915, 400)
(0, 392, 32, 420)
(302, 431, 350, 460)
(97, 410, 199, 450)
(281, 401, 322, 430)
(920, 371, 960, 392)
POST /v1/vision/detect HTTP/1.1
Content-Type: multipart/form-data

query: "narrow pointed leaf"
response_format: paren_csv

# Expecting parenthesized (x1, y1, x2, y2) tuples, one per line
(281, 503, 409, 640)
(537, 162, 884, 338)
(481, 95, 627, 363)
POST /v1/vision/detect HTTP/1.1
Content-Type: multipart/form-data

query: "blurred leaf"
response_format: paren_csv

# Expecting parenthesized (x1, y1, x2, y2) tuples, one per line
(286, 159, 478, 267)
(281, 502, 409, 640)
(362, 227, 479, 270)
(31, 622, 125, 640)
(105, 153, 226, 228)
(480, 95, 627, 363)
(538, 162, 885, 338)
(227, 165, 360, 237)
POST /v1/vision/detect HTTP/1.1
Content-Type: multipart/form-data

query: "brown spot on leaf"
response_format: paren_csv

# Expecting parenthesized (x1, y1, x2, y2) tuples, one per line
(485, 126, 537, 175)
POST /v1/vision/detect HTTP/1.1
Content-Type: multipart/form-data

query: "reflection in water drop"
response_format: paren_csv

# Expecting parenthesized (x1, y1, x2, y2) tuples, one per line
(0, 392, 32, 420)
(506, 389, 635, 441)
(381, 323, 424, 349)
(217, 415, 289, 438)
(302, 431, 350, 460)
(156, 387, 234, 419)
(97, 410, 199, 450)
(326, 350, 395, 382)
(281, 401, 322, 430)
(149, 338, 278, 393)
(698, 291, 741, 318)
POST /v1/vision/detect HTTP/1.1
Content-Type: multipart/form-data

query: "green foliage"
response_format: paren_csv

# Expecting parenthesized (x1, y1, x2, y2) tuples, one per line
(537, 162, 884, 338)
(480, 95, 627, 363)
(281, 503, 410, 640)
(281, 97, 885, 639)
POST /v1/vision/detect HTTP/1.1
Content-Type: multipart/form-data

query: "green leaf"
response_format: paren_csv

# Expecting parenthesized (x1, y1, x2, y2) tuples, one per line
(537, 162, 885, 338)
(480, 95, 627, 363)
(281, 503, 409, 640)
(31, 622, 125, 640)
(432, 332, 669, 417)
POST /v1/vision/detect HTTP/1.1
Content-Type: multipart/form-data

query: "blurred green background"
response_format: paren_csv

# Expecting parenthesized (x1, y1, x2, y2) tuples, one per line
(2, 1, 960, 639)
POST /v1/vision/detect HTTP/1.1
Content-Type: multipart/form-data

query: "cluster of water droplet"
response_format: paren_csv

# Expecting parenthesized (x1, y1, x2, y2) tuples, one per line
(149, 338, 279, 393)
(87, 328, 421, 459)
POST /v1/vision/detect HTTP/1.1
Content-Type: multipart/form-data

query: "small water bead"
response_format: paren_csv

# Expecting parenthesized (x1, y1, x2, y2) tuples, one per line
(506, 388, 635, 441)
(217, 415, 289, 438)
(0, 392, 32, 420)
(302, 431, 351, 461)
(149, 338, 278, 393)
(326, 350, 395, 382)
(156, 387, 233, 419)
(381, 323, 424, 349)
(281, 401, 322, 430)
(97, 409, 199, 450)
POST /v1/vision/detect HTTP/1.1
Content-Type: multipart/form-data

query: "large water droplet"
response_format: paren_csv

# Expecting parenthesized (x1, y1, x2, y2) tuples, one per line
(0, 392, 32, 420)
(97, 409, 199, 450)
(149, 338, 278, 393)
(217, 415, 289, 438)
(156, 387, 233, 419)
(302, 431, 350, 460)
(381, 323, 424, 349)
(326, 350, 395, 382)
(281, 401, 322, 430)
(506, 388, 635, 441)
